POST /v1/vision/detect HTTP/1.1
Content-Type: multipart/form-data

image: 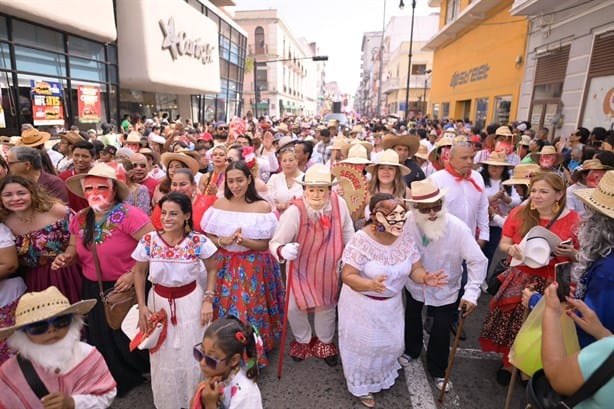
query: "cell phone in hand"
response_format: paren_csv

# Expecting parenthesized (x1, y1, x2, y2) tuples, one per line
(554, 262, 572, 302)
(559, 238, 572, 246)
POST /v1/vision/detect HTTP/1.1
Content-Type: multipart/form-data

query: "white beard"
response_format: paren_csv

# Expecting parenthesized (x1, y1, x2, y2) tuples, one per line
(414, 209, 447, 242)
(304, 198, 332, 222)
(7, 318, 83, 374)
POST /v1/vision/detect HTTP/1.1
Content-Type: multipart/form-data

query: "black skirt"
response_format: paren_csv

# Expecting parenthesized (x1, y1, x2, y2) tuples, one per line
(82, 277, 149, 397)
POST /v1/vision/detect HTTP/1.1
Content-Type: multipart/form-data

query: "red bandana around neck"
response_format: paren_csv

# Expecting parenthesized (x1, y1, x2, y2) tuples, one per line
(445, 163, 483, 192)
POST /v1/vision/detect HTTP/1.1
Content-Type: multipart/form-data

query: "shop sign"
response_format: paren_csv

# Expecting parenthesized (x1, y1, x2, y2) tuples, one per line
(77, 85, 101, 123)
(450, 64, 490, 88)
(582, 75, 614, 130)
(30, 80, 64, 126)
(159, 17, 216, 65)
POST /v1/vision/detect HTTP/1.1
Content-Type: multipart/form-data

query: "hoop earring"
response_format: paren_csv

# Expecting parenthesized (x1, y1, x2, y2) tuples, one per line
(530, 201, 536, 210)
(552, 202, 560, 214)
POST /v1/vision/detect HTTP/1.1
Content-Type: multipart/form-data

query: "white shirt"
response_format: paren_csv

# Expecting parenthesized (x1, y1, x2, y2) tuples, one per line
(266, 171, 304, 207)
(429, 168, 490, 241)
(483, 179, 521, 226)
(404, 212, 487, 306)
(567, 182, 587, 217)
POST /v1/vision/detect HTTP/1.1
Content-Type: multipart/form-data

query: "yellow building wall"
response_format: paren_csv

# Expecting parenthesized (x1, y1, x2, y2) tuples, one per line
(430, 1, 528, 123)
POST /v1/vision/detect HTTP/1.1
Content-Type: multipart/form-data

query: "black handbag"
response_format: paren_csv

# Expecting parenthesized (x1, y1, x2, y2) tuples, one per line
(526, 350, 614, 408)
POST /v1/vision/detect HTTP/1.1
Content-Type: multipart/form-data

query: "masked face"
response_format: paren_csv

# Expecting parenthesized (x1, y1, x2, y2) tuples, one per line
(496, 141, 513, 156)
(587, 169, 606, 188)
(375, 204, 407, 236)
(304, 186, 330, 210)
(539, 154, 556, 168)
(82, 176, 115, 212)
(440, 147, 451, 165)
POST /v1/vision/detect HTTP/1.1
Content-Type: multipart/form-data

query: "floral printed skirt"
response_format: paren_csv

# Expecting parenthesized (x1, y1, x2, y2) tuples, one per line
(0, 299, 18, 365)
(214, 249, 285, 366)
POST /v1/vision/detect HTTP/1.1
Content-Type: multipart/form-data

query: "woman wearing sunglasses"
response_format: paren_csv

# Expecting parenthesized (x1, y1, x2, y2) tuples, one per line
(0, 286, 116, 408)
(133, 192, 218, 409)
(191, 316, 263, 409)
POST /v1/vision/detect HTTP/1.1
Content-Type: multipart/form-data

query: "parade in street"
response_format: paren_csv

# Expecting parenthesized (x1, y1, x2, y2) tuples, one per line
(0, 0, 614, 408)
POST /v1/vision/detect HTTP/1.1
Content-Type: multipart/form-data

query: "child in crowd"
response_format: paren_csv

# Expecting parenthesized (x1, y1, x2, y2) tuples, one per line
(190, 316, 264, 409)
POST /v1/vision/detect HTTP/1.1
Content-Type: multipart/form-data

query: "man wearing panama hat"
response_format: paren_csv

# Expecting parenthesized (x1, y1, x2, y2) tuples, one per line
(382, 133, 425, 186)
(0, 286, 117, 408)
(401, 180, 487, 391)
(270, 164, 354, 366)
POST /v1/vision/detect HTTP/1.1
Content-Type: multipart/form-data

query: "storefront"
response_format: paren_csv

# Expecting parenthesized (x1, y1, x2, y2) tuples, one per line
(0, 0, 247, 136)
(512, 0, 614, 139)
(424, 0, 527, 129)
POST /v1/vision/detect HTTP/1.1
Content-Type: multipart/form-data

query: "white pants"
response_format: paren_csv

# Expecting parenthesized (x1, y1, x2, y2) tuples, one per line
(287, 290, 336, 344)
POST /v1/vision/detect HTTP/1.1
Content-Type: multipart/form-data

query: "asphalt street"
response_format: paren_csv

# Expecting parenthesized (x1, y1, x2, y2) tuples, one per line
(111, 293, 528, 409)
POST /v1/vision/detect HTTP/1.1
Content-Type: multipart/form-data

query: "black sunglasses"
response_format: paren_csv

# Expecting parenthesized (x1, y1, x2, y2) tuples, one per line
(22, 314, 73, 336)
(193, 343, 229, 369)
(414, 202, 443, 214)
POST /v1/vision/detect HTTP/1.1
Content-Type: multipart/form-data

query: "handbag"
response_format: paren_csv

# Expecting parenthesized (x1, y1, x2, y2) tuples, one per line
(92, 241, 137, 330)
(121, 304, 168, 353)
(526, 349, 614, 408)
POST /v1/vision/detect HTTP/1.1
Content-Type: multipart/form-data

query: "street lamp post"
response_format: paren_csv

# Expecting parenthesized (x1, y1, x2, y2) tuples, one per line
(399, 0, 416, 122)
(422, 69, 432, 115)
(253, 55, 328, 119)
(376, 0, 387, 118)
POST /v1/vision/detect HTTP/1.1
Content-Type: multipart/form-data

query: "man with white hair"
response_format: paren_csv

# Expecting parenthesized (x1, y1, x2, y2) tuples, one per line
(399, 180, 487, 391)
(0, 286, 116, 408)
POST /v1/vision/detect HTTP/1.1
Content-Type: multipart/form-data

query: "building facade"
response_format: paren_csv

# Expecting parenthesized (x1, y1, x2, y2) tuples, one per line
(356, 31, 384, 117)
(425, 0, 528, 128)
(512, 0, 614, 139)
(235, 9, 326, 119)
(0, 0, 246, 136)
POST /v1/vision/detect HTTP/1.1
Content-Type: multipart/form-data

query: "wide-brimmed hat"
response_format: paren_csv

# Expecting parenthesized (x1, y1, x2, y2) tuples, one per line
(66, 162, 130, 200)
(350, 125, 364, 135)
(276, 135, 297, 153)
(149, 134, 166, 145)
(576, 159, 613, 173)
(326, 137, 351, 151)
(407, 179, 447, 203)
(415, 144, 429, 161)
(381, 134, 420, 157)
(365, 149, 410, 176)
(18, 128, 51, 147)
(495, 126, 513, 138)
(530, 145, 563, 166)
(428, 136, 454, 162)
(481, 151, 514, 167)
(510, 226, 562, 268)
(519, 135, 531, 147)
(340, 144, 372, 165)
(161, 151, 199, 175)
(276, 123, 289, 134)
(0, 286, 96, 339)
(340, 140, 372, 158)
(502, 164, 541, 186)
(574, 170, 614, 219)
(61, 131, 84, 145)
(124, 131, 142, 144)
(327, 119, 339, 128)
(297, 163, 337, 186)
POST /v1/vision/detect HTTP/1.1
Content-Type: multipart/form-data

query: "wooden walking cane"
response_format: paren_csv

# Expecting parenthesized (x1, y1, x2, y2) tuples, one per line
(437, 304, 467, 403)
(503, 306, 530, 409)
(277, 260, 293, 379)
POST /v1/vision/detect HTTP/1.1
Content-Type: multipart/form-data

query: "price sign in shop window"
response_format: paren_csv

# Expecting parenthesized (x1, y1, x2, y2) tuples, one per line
(30, 80, 65, 126)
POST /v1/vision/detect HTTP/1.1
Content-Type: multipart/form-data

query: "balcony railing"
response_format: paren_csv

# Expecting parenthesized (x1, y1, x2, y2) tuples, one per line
(248, 44, 269, 55)
(381, 78, 400, 94)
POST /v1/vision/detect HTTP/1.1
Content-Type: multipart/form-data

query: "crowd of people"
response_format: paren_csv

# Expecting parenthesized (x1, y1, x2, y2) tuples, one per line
(0, 113, 613, 408)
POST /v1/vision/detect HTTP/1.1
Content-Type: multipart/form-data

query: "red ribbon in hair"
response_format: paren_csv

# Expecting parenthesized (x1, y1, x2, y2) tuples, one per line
(445, 163, 483, 192)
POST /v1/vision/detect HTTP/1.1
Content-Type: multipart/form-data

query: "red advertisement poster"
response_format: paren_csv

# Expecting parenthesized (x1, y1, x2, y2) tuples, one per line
(77, 85, 101, 123)
(30, 80, 65, 126)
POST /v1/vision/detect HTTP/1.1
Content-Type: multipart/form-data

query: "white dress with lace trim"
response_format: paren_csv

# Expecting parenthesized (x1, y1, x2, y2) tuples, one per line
(201, 208, 277, 252)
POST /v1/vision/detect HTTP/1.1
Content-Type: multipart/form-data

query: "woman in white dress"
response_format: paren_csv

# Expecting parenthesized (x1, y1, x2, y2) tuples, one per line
(338, 193, 447, 408)
(133, 192, 218, 409)
(266, 149, 304, 215)
(201, 161, 284, 367)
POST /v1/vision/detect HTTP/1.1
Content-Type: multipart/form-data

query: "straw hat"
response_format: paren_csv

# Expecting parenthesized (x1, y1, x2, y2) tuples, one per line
(340, 144, 372, 165)
(297, 163, 337, 186)
(0, 286, 96, 338)
(407, 179, 447, 203)
(502, 164, 541, 186)
(365, 149, 410, 176)
(510, 226, 561, 269)
(573, 170, 614, 219)
(66, 162, 130, 200)
(350, 125, 364, 135)
(326, 137, 351, 151)
(495, 126, 513, 138)
(160, 151, 199, 175)
(530, 145, 563, 165)
(381, 134, 420, 157)
(519, 135, 532, 147)
(18, 128, 50, 147)
(0, 136, 12, 145)
(276, 123, 289, 133)
(415, 144, 429, 161)
(61, 131, 84, 145)
(576, 159, 613, 173)
(428, 136, 454, 163)
(276, 135, 297, 153)
(340, 140, 373, 158)
(480, 151, 514, 167)
(327, 119, 339, 128)
(124, 131, 142, 144)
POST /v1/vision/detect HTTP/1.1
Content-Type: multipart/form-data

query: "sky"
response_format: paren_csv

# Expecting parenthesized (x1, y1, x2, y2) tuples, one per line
(234, 0, 439, 95)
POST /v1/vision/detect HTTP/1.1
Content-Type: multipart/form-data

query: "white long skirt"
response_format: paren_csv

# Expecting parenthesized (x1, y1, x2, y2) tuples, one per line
(148, 285, 206, 409)
(338, 284, 404, 397)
